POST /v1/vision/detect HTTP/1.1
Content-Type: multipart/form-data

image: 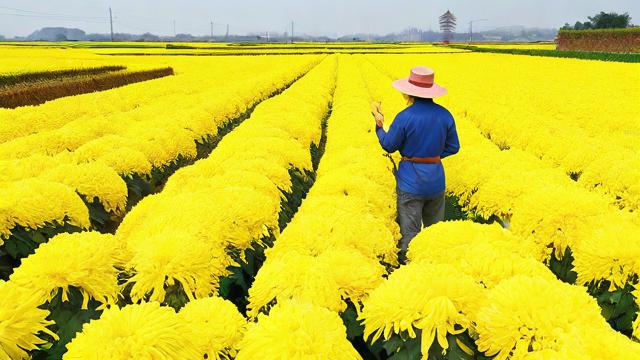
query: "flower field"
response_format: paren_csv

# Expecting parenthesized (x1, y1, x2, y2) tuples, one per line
(0, 43, 639, 359)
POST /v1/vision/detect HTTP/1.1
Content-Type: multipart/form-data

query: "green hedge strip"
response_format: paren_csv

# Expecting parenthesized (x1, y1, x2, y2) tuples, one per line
(445, 44, 640, 63)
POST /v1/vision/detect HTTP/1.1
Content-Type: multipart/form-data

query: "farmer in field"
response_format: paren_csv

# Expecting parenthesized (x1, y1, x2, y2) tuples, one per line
(373, 66, 460, 263)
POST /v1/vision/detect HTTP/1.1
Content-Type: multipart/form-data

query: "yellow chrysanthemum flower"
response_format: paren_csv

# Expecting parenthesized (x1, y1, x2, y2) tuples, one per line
(475, 275, 606, 360)
(247, 251, 345, 318)
(360, 262, 483, 355)
(126, 229, 232, 303)
(0, 179, 90, 240)
(237, 300, 362, 360)
(572, 222, 640, 290)
(407, 220, 542, 263)
(0, 281, 57, 359)
(407, 221, 555, 288)
(9, 232, 121, 309)
(42, 162, 128, 213)
(178, 296, 246, 360)
(64, 302, 200, 360)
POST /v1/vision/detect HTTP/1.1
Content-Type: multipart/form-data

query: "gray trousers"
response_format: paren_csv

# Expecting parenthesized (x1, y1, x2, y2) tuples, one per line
(396, 188, 445, 262)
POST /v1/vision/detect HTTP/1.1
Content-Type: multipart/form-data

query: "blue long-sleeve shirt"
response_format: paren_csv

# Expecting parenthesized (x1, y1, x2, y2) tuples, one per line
(376, 98, 460, 196)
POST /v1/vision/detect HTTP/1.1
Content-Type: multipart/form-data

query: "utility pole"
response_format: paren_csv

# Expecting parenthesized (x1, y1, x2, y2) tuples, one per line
(109, 7, 114, 42)
(290, 21, 294, 43)
(210, 20, 214, 39)
(469, 19, 488, 44)
(225, 24, 229, 41)
(173, 19, 176, 37)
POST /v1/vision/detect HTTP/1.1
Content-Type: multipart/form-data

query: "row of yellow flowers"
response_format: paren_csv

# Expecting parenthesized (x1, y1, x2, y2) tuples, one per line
(236, 55, 398, 359)
(0, 55, 320, 244)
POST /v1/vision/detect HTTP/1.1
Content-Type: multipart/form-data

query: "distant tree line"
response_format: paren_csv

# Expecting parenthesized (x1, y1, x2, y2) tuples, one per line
(562, 11, 632, 30)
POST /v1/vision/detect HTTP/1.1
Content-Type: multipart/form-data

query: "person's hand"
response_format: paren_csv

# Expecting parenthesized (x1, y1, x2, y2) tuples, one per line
(371, 102, 384, 128)
(374, 112, 384, 128)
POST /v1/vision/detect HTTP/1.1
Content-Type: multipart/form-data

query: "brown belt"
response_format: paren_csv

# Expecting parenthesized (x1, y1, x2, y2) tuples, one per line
(401, 156, 441, 164)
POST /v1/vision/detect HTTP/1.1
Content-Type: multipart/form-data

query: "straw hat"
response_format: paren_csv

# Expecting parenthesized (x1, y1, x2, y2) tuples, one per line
(392, 66, 447, 98)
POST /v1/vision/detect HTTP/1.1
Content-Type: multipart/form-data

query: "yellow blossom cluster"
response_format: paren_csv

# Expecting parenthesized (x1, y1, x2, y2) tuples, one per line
(8, 232, 122, 308)
(115, 56, 336, 303)
(360, 221, 640, 359)
(0, 55, 320, 245)
(63, 299, 245, 360)
(0, 231, 123, 358)
(178, 296, 247, 360)
(0, 281, 57, 359)
(0, 179, 91, 241)
(237, 300, 362, 360)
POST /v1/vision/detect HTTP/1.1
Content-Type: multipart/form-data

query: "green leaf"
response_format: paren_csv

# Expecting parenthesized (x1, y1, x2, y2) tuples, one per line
(382, 335, 405, 355)
(341, 305, 364, 340)
(388, 337, 421, 360)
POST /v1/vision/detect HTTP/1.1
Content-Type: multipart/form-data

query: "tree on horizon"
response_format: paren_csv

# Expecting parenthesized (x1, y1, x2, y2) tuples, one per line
(561, 11, 631, 30)
(439, 10, 457, 43)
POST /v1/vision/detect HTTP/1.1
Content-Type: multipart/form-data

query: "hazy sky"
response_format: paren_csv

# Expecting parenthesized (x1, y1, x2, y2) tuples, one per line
(0, 0, 638, 37)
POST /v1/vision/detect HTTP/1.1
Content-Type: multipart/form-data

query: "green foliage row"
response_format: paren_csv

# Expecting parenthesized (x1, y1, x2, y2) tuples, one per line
(0, 65, 125, 88)
(558, 27, 640, 42)
(0, 67, 174, 108)
(559, 27, 640, 35)
(446, 44, 640, 63)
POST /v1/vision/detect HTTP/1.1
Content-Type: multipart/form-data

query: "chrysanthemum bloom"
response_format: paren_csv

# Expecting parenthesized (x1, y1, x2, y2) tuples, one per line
(64, 302, 200, 360)
(0, 178, 90, 240)
(407, 220, 542, 263)
(304, 188, 398, 238)
(571, 222, 640, 290)
(72, 135, 153, 176)
(236, 300, 362, 360)
(266, 201, 397, 264)
(42, 162, 128, 213)
(566, 325, 640, 360)
(407, 221, 555, 288)
(475, 275, 607, 360)
(360, 262, 483, 356)
(0, 281, 57, 359)
(318, 247, 386, 303)
(178, 297, 246, 360)
(9, 232, 121, 308)
(509, 186, 611, 260)
(126, 229, 232, 303)
(247, 251, 345, 318)
(512, 325, 640, 359)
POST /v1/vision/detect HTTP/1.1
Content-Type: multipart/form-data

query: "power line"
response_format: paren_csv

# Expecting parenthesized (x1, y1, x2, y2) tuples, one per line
(0, 13, 107, 24)
(0, 5, 104, 20)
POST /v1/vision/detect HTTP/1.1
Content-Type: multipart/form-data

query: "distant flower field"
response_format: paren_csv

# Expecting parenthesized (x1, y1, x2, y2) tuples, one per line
(0, 42, 639, 359)
(472, 43, 557, 50)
